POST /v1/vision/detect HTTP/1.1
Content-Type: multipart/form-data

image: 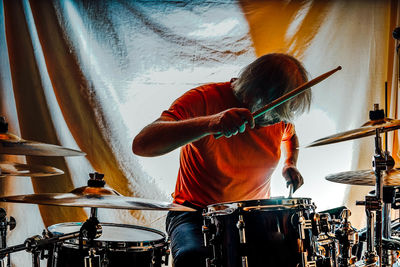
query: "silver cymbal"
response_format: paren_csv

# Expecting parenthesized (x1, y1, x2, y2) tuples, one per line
(326, 168, 400, 186)
(0, 186, 196, 211)
(0, 132, 85, 156)
(0, 161, 64, 177)
(307, 118, 400, 147)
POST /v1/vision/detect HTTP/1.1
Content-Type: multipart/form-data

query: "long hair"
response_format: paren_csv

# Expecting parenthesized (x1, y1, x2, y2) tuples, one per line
(232, 53, 311, 125)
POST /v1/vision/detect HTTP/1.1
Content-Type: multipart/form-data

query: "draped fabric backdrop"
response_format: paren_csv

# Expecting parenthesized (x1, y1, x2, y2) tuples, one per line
(0, 0, 399, 266)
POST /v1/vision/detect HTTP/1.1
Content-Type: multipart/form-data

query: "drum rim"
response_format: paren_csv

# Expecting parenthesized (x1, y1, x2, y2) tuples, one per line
(48, 222, 167, 250)
(205, 197, 313, 216)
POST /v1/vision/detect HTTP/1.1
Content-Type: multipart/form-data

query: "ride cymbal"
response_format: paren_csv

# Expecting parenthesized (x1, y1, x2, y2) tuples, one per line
(307, 118, 400, 147)
(326, 168, 400, 186)
(0, 186, 195, 211)
(0, 132, 85, 156)
(0, 161, 64, 177)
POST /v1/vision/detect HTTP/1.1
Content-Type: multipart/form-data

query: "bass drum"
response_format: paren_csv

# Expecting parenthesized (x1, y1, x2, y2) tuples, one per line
(203, 197, 317, 267)
(47, 222, 169, 267)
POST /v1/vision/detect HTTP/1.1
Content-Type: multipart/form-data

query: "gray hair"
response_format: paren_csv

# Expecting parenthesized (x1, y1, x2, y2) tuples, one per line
(232, 53, 311, 126)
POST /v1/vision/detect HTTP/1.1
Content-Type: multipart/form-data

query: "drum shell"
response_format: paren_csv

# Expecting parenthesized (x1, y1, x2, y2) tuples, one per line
(47, 222, 168, 267)
(205, 198, 315, 267)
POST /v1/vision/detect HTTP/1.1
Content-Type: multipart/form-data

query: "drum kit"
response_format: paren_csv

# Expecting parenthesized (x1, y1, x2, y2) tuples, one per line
(2, 102, 400, 267)
(201, 104, 400, 267)
(0, 117, 194, 267)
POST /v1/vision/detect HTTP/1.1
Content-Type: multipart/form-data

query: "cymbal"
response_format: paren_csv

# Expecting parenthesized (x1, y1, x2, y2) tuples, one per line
(0, 186, 196, 211)
(0, 132, 85, 156)
(326, 168, 400, 186)
(0, 161, 64, 177)
(307, 118, 400, 147)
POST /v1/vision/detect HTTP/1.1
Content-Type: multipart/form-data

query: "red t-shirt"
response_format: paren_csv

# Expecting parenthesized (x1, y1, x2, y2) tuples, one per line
(162, 82, 295, 208)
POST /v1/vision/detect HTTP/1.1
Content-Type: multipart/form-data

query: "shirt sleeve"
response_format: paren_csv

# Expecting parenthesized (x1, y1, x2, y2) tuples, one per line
(282, 122, 295, 142)
(161, 87, 206, 121)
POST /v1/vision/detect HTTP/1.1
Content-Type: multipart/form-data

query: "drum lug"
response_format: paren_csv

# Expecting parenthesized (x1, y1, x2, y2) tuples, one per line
(203, 217, 215, 247)
(306, 260, 317, 267)
(298, 215, 312, 240)
(84, 247, 101, 267)
(159, 243, 170, 266)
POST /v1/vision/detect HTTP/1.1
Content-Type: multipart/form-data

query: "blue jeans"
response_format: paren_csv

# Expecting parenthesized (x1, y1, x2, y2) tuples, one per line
(166, 210, 211, 267)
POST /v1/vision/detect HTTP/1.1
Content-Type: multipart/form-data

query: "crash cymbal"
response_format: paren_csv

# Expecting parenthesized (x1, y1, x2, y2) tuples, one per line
(0, 186, 196, 211)
(0, 132, 85, 156)
(0, 161, 64, 177)
(307, 118, 400, 147)
(326, 168, 400, 186)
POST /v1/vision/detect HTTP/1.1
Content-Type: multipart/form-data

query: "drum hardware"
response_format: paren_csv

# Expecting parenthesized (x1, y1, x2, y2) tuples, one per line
(356, 187, 400, 266)
(236, 205, 248, 267)
(313, 104, 398, 267)
(47, 222, 169, 267)
(84, 248, 100, 267)
(0, 208, 16, 267)
(334, 209, 359, 267)
(0, 172, 173, 266)
(310, 213, 337, 267)
(0, 228, 83, 267)
(203, 198, 319, 267)
(203, 216, 219, 267)
(0, 210, 103, 267)
(78, 176, 103, 267)
(298, 210, 317, 267)
(203, 216, 221, 267)
(79, 209, 102, 267)
(0, 117, 85, 157)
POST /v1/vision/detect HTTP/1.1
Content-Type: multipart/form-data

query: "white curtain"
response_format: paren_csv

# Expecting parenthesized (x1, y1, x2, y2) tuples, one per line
(0, 0, 398, 266)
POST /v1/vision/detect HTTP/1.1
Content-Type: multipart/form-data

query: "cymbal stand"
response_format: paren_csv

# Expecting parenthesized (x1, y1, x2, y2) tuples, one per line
(0, 208, 16, 267)
(79, 173, 104, 267)
(0, 211, 103, 267)
(357, 125, 395, 266)
(80, 207, 102, 267)
(0, 230, 82, 267)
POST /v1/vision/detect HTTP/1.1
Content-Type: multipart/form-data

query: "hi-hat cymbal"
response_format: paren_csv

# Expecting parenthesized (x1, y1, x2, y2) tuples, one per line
(0, 161, 64, 177)
(307, 118, 400, 147)
(0, 186, 195, 211)
(326, 168, 400, 186)
(0, 132, 85, 156)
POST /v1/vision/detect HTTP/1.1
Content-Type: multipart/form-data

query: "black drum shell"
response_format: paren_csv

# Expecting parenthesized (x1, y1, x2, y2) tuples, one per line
(204, 198, 315, 267)
(46, 222, 168, 267)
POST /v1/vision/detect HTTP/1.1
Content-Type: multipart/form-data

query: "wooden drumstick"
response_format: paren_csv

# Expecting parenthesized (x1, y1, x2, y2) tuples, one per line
(214, 66, 342, 139)
(288, 184, 294, 198)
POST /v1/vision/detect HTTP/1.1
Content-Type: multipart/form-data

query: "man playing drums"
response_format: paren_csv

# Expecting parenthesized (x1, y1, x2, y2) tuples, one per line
(132, 53, 311, 267)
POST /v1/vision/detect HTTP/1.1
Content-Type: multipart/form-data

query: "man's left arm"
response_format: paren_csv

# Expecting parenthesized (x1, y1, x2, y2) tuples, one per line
(282, 133, 304, 192)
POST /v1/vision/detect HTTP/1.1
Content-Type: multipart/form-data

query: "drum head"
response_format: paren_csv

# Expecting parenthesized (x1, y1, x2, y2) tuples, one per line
(48, 222, 166, 249)
(205, 197, 313, 216)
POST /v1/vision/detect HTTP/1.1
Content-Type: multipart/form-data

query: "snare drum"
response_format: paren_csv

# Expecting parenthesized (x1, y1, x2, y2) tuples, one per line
(203, 198, 317, 267)
(47, 222, 169, 267)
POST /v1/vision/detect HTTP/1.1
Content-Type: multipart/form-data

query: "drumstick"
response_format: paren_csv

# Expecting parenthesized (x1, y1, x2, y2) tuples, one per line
(214, 66, 342, 139)
(288, 184, 294, 198)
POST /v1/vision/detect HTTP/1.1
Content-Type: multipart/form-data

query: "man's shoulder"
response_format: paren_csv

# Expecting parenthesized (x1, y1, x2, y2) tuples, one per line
(189, 82, 232, 99)
(192, 81, 230, 92)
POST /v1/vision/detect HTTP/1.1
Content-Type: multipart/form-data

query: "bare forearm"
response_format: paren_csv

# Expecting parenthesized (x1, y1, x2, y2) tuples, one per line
(132, 117, 213, 157)
(132, 107, 254, 157)
(283, 134, 299, 166)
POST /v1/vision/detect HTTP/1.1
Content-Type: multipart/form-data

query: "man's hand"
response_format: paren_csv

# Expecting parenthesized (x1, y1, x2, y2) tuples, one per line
(282, 165, 304, 193)
(208, 108, 255, 138)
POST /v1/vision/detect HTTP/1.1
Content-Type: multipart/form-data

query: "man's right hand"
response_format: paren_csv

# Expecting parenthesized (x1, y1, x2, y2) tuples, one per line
(208, 108, 255, 138)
